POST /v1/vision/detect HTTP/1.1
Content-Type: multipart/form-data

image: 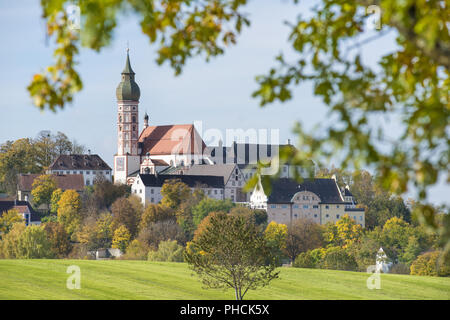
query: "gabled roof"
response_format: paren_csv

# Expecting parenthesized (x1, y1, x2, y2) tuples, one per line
(138, 174, 224, 189)
(138, 124, 206, 156)
(49, 154, 111, 171)
(0, 200, 40, 222)
(17, 174, 85, 192)
(266, 178, 345, 204)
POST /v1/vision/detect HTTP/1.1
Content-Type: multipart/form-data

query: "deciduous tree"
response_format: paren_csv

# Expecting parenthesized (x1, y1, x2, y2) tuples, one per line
(185, 213, 279, 300)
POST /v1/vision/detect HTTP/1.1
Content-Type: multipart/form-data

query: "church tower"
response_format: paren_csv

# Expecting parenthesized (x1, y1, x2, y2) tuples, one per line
(114, 50, 142, 184)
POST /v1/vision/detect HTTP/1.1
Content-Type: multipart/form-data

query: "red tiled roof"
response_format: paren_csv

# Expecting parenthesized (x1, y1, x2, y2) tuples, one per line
(17, 174, 85, 192)
(139, 124, 206, 156)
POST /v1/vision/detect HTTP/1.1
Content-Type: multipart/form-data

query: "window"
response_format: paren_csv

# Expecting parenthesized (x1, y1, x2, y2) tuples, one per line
(282, 205, 288, 209)
(235, 169, 238, 175)
(151, 198, 154, 203)
(271, 205, 276, 209)
(235, 176, 238, 181)
(150, 189, 154, 194)
(326, 214, 329, 218)
(214, 190, 217, 194)
(303, 205, 308, 209)
(66, 171, 70, 174)
(325, 205, 329, 209)
(314, 214, 318, 218)
(86, 171, 90, 174)
(72, 171, 77, 174)
(86, 180, 90, 185)
(313, 205, 319, 209)
(132, 116, 136, 123)
(293, 204, 299, 209)
(360, 216, 363, 221)
(139, 189, 142, 194)
(336, 214, 340, 219)
(336, 205, 340, 208)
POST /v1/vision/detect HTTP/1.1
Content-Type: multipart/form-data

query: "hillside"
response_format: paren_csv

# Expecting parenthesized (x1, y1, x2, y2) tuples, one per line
(0, 260, 449, 300)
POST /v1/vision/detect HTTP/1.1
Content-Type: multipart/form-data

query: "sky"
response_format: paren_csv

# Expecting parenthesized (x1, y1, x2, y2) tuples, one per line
(0, 1, 448, 206)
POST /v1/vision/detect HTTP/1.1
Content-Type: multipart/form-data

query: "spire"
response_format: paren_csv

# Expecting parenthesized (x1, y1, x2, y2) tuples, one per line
(116, 49, 140, 101)
(122, 49, 135, 75)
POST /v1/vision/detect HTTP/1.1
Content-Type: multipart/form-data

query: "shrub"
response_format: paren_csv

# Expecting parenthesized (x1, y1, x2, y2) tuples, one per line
(122, 239, 149, 260)
(293, 251, 316, 268)
(390, 263, 410, 275)
(410, 251, 450, 277)
(321, 246, 358, 271)
(0, 223, 53, 259)
(148, 240, 185, 262)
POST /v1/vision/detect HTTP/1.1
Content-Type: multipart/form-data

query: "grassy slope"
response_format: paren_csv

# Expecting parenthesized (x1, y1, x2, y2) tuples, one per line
(0, 260, 449, 300)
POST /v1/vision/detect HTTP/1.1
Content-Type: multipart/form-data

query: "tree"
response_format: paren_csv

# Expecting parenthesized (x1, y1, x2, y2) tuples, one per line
(160, 179, 192, 210)
(57, 189, 82, 236)
(140, 203, 175, 230)
(0, 209, 24, 238)
(111, 197, 140, 237)
(410, 251, 450, 277)
(138, 219, 186, 250)
(0, 138, 41, 195)
(148, 240, 185, 262)
(76, 213, 114, 251)
(112, 225, 131, 253)
(229, 206, 268, 227)
(185, 213, 279, 300)
(0, 223, 26, 258)
(50, 188, 63, 214)
(31, 174, 57, 210)
(54, 131, 72, 155)
(284, 218, 324, 263)
(43, 221, 72, 258)
(1, 224, 53, 259)
(90, 179, 130, 209)
(321, 246, 358, 271)
(264, 221, 288, 264)
(192, 198, 234, 226)
(33, 131, 58, 169)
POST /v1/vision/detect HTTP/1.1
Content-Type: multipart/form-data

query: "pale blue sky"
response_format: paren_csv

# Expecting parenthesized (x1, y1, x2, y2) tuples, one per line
(0, 1, 447, 205)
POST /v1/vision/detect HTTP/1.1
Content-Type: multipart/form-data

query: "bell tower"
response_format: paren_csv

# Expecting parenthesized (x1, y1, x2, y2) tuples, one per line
(114, 50, 142, 184)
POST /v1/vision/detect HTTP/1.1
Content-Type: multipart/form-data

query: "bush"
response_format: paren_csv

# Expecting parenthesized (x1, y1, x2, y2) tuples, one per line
(390, 263, 410, 275)
(293, 252, 316, 268)
(0, 223, 53, 259)
(410, 251, 450, 277)
(121, 239, 149, 260)
(148, 240, 185, 262)
(321, 246, 358, 271)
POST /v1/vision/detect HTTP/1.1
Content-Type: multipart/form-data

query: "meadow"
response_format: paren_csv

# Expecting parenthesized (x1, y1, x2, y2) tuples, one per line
(0, 259, 449, 300)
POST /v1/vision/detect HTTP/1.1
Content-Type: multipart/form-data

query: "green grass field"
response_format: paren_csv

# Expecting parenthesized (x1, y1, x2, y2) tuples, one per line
(0, 259, 449, 300)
